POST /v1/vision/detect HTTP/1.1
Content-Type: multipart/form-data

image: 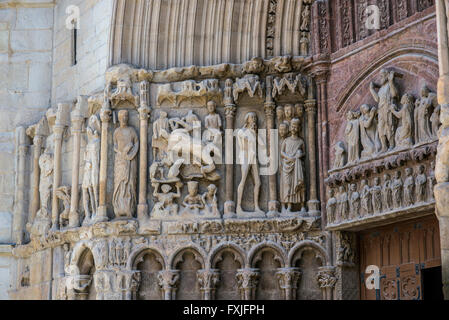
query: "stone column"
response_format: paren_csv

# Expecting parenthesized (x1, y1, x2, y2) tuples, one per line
(137, 81, 151, 221)
(157, 270, 180, 300)
(197, 269, 220, 300)
(436, 0, 449, 300)
(316, 266, 337, 300)
(13, 127, 28, 244)
(265, 76, 280, 217)
(118, 271, 141, 300)
(305, 98, 320, 216)
(51, 104, 67, 231)
(276, 267, 301, 300)
(236, 268, 260, 300)
(29, 133, 44, 224)
(96, 101, 112, 223)
(224, 103, 237, 218)
(68, 109, 84, 228)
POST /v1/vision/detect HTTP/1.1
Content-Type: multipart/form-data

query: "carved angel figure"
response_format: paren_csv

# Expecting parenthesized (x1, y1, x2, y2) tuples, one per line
(113, 110, 139, 218)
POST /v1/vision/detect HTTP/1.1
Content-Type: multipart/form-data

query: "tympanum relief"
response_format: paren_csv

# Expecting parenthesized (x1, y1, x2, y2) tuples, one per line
(327, 69, 439, 230)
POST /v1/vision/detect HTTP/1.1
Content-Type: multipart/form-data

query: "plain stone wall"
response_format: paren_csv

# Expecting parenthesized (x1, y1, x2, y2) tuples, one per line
(52, 0, 113, 102)
(0, 0, 114, 299)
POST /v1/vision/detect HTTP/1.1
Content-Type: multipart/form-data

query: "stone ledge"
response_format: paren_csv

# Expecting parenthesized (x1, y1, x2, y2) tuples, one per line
(326, 202, 435, 232)
(13, 216, 321, 259)
(0, 244, 13, 255)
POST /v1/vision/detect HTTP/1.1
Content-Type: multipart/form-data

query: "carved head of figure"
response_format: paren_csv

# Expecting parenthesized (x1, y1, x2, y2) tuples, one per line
(394, 171, 401, 179)
(420, 84, 430, 98)
(339, 185, 345, 194)
(346, 111, 353, 121)
(207, 101, 217, 114)
(417, 164, 425, 174)
(284, 104, 294, 120)
(360, 104, 370, 115)
(383, 173, 391, 182)
(118, 110, 129, 127)
(161, 184, 172, 194)
(374, 177, 380, 186)
(295, 104, 304, 119)
(279, 122, 289, 139)
(440, 104, 449, 128)
(207, 184, 217, 196)
(290, 118, 301, 136)
(159, 111, 168, 119)
(380, 69, 389, 85)
(276, 106, 285, 122)
(401, 93, 414, 106)
(244, 112, 258, 131)
(361, 179, 368, 187)
(350, 184, 357, 192)
(405, 167, 413, 177)
(187, 181, 199, 196)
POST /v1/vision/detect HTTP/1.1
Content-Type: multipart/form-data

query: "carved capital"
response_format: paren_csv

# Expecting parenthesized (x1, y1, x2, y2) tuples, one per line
(138, 105, 151, 121)
(118, 271, 141, 300)
(197, 269, 220, 300)
(316, 266, 337, 300)
(276, 267, 301, 300)
(33, 134, 45, 148)
(139, 80, 150, 108)
(224, 104, 237, 118)
(100, 108, 112, 123)
(66, 275, 92, 300)
(157, 270, 180, 300)
(53, 124, 65, 139)
(264, 102, 276, 117)
(236, 268, 260, 300)
(305, 99, 317, 114)
(70, 111, 84, 132)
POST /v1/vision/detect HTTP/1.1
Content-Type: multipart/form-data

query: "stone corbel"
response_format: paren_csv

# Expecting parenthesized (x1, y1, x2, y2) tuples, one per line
(316, 266, 337, 300)
(197, 269, 220, 300)
(276, 267, 302, 300)
(157, 270, 180, 300)
(236, 268, 260, 300)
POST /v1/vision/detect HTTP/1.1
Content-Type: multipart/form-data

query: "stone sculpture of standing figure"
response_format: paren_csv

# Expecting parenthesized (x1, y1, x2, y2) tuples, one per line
(415, 85, 437, 144)
(333, 141, 346, 168)
(359, 104, 380, 159)
(345, 111, 360, 163)
(415, 165, 427, 203)
(370, 69, 398, 152)
(349, 184, 360, 220)
(337, 186, 349, 222)
(391, 93, 414, 149)
(360, 179, 372, 216)
(326, 189, 337, 224)
(113, 110, 139, 218)
(392, 171, 403, 209)
(403, 168, 415, 207)
(371, 177, 382, 214)
(236, 112, 262, 215)
(382, 173, 393, 211)
(82, 115, 100, 225)
(280, 118, 306, 213)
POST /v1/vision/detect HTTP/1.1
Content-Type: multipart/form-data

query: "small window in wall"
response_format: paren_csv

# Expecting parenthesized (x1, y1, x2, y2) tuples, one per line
(71, 20, 78, 66)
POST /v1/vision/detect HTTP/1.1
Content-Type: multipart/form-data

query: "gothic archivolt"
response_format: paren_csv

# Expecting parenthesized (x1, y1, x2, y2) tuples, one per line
(12, 56, 337, 300)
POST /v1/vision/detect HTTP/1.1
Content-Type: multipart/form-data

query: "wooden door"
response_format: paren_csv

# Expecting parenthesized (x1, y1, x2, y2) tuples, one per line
(360, 215, 440, 300)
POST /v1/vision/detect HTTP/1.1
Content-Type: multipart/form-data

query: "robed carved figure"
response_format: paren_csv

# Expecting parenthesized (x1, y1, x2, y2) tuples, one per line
(280, 118, 306, 213)
(113, 110, 139, 218)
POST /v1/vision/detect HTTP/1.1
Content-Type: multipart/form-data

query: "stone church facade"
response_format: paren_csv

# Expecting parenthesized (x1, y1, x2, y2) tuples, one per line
(1, 0, 447, 300)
